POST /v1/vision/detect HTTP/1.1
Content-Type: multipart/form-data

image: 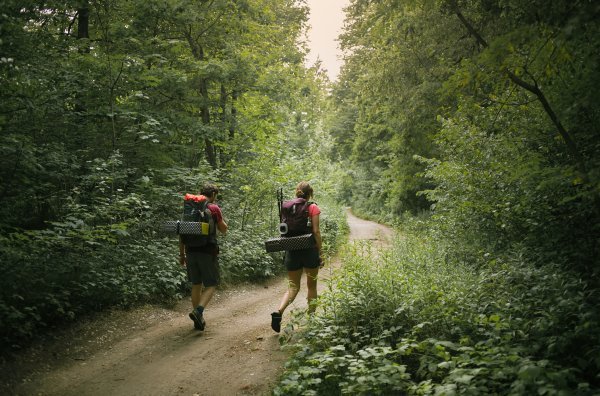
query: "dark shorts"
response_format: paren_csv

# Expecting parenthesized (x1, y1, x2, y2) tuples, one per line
(284, 247, 320, 271)
(186, 251, 220, 287)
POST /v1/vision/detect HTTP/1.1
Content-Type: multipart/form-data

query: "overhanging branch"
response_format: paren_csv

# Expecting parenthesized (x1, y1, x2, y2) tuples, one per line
(449, 1, 587, 176)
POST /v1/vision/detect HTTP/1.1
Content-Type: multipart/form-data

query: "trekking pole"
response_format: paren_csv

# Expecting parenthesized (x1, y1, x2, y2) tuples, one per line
(277, 187, 283, 222)
(277, 187, 286, 266)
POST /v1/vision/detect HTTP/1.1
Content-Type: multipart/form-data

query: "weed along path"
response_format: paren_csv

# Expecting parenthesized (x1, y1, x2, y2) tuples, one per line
(4, 210, 393, 396)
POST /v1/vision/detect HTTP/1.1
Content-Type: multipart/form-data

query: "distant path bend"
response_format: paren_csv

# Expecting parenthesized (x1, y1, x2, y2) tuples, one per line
(346, 208, 394, 245)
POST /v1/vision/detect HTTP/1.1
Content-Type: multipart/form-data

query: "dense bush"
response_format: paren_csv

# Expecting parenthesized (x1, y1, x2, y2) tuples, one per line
(219, 227, 279, 282)
(0, 226, 186, 350)
(0, 151, 350, 351)
(274, 232, 600, 395)
(0, 0, 329, 353)
(419, 112, 600, 276)
(0, 162, 185, 350)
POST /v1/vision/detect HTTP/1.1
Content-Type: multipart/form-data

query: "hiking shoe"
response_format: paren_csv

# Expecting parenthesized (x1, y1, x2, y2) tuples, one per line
(189, 310, 206, 331)
(271, 312, 282, 333)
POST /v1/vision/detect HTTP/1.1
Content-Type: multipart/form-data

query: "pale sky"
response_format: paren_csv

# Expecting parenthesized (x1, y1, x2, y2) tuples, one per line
(305, 0, 349, 81)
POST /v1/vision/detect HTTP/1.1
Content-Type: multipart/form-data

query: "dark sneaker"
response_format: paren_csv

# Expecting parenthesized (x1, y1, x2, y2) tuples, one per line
(189, 310, 206, 331)
(271, 312, 282, 333)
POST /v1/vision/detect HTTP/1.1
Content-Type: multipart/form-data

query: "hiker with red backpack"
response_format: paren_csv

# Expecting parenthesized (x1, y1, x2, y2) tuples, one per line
(271, 181, 323, 333)
(179, 183, 228, 331)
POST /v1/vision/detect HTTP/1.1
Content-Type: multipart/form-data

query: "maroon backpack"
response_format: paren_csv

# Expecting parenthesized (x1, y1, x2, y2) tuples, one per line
(280, 197, 313, 237)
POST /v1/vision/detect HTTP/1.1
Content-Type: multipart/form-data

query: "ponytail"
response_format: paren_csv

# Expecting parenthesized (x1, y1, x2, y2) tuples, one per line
(295, 181, 313, 199)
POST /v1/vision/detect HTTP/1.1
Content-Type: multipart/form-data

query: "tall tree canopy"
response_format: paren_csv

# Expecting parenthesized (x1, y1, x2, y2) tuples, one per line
(0, 0, 344, 350)
(274, 2, 600, 394)
(328, 0, 600, 270)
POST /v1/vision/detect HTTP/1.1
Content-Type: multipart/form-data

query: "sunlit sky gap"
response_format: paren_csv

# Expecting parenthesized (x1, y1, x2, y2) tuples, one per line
(305, 0, 349, 81)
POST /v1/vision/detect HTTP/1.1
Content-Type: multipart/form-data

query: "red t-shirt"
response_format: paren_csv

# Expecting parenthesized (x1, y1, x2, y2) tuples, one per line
(207, 203, 223, 223)
(308, 203, 321, 217)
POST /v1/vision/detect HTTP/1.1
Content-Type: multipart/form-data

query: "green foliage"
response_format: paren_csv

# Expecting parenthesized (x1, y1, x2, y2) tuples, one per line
(220, 227, 279, 282)
(0, 193, 187, 349)
(284, 1, 599, 393)
(0, 0, 337, 352)
(275, 232, 600, 394)
(418, 110, 599, 271)
(328, 0, 600, 273)
(327, 2, 455, 217)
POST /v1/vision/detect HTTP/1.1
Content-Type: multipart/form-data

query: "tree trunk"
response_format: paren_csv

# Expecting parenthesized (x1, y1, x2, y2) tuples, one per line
(230, 89, 238, 139)
(220, 84, 228, 125)
(77, 2, 89, 40)
(200, 77, 217, 168)
(185, 34, 217, 168)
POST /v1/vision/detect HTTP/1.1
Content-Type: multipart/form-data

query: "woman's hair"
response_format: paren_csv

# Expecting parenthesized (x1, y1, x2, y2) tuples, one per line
(201, 183, 219, 198)
(295, 181, 313, 199)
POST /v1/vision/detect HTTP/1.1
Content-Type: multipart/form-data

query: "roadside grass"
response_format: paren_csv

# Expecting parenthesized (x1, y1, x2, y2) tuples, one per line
(274, 232, 600, 395)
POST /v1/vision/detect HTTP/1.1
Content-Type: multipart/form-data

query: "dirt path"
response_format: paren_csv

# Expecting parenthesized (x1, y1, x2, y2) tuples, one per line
(3, 210, 393, 396)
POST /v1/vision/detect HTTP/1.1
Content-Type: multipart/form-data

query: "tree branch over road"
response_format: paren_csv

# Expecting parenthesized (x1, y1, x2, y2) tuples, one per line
(449, 1, 587, 178)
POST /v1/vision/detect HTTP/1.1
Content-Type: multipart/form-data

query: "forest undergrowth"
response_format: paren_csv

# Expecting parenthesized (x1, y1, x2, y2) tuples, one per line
(274, 224, 600, 395)
(0, 177, 349, 353)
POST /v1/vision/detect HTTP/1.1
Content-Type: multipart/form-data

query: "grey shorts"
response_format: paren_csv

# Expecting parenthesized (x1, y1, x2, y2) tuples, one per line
(284, 248, 320, 271)
(186, 251, 220, 287)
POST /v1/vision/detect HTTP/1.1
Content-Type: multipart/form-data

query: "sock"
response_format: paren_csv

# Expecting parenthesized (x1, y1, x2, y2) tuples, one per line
(195, 305, 204, 314)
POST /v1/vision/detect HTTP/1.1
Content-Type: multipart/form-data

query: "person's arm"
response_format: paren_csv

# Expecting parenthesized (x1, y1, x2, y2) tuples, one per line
(209, 203, 228, 235)
(178, 236, 186, 267)
(217, 218, 228, 235)
(311, 214, 323, 265)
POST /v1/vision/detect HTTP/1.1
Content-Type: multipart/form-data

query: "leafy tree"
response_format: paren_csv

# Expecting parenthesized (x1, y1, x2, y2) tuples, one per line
(285, 0, 600, 392)
(0, 0, 350, 353)
(328, 0, 600, 270)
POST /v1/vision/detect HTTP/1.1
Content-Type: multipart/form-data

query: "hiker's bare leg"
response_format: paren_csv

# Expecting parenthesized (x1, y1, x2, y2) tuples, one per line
(198, 286, 216, 308)
(191, 284, 203, 309)
(278, 269, 302, 314)
(305, 267, 319, 313)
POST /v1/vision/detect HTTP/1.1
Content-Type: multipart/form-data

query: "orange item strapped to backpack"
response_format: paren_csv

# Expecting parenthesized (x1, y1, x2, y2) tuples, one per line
(184, 193, 207, 202)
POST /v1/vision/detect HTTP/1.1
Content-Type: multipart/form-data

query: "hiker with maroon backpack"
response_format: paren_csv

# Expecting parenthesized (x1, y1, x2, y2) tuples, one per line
(271, 181, 323, 333)
(179, 183, 228, 331)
